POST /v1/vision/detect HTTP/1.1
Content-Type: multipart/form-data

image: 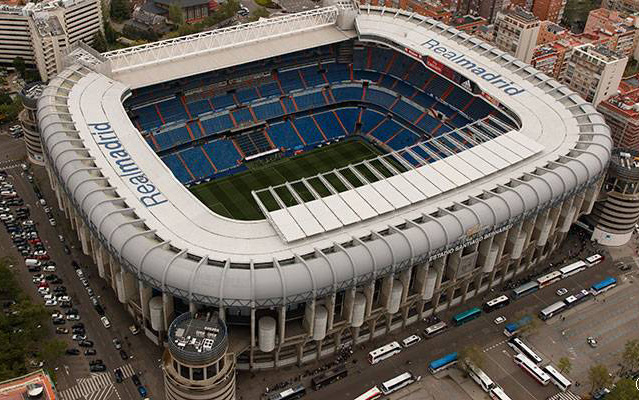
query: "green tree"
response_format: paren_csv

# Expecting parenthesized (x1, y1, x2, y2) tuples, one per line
(91, 31, 108, 53)
(249, 6, 269, 21)
(12, 57, 26, 78)
(104, 21, 118, 44)
(39, 339, 67, 366)
(459, 345, 485, 371)
(621, 339, 639, 375)
(168, 4, 184, 24)
(607, 379, 639, 400)
(588, 364, 613, 394)
(562, 0, 600, 32)
(513, 313, 538, 336)
(110, 0, 131, 22)
(558, 357, 572, 374)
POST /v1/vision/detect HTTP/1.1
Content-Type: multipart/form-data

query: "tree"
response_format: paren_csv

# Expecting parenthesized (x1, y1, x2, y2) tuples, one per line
(621, 339, 639, 375)
(558, 357, 572, 374)
(110, 0, 131, 22)
(39, 340, 66, 366)
(513, 312, 539, 336)
(104, 21, 118, 44)
(588, 364, 613, 394)
(249, 6, 269, 21)
(91, 31, 108, 53)
(607, 379, 639, 400)
(12, 57, 26, 79)
(459, 345, 485, 371)
(168, 4, 184, 25)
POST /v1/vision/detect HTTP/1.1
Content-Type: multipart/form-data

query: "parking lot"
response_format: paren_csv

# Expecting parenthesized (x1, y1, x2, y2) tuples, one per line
(0, 133, 164, 400)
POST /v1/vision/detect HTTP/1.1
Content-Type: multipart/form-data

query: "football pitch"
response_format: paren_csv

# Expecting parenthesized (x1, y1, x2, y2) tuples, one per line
(191, 140, 387, 220)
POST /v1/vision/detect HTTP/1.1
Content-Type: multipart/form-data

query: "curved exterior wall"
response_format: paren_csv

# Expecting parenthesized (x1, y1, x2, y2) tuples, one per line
(36, 5, 612, 369)
(589, 148, 639, 246)
(19, 83, 45, 165)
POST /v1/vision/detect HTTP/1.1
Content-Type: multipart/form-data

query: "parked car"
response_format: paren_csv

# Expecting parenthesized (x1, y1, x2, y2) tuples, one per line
(89, 359, 104, 366)
(129, 325, 140, 336)
(90, 364, 106, 372)
(119, 350, 128, 360)
(112, 338, 122, 350)
(556, 288, 568, 296)
(72, 323, 84, 329)
(84, 349, 97, 356)
(131, 374, 141, 386)
(66, 314, 80, 321)
(101, 316, 111, 329)
(587, 337, 598, 348)
(494, 316, 507, 324)
(65, 348, 80, 355)
(79, 340, 94, 347)
(114, 368, 123, 383)
(55, 327, 69, 334)
(72, 334, 87, 341)
(137, 386, 147, 398)
(44, 300, 57, 307)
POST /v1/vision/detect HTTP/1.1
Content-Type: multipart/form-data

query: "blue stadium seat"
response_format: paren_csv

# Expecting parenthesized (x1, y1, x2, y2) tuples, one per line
(365, 88, 396, 109)
(180, 147, 216, 179)
(294, 91, 326, 110)
(134, 106, 161, 131)
(360, 109, 386, 133)
(253, 101, 285, 120)
(393, 80, 416, 99)
(353, 70, 380, 82)
(157, 98, 188, 123)
(369, 120, 401, 143)
(446, 87, 472, 110)
(232, 108, 254, 125)
(334, 108, 359, 133)
(300, 66, 325, 87)
(236, 87, 259, 104)
(267, 122, 304, 149)
(314, 112, 347, 139)
(392, 100, 422, 122)
(279, 70, 304, 92)
(325, 63, 350, 83)
(161, 154, 192, 183)
(202, 140, 241, 171)
(410, 145, 433, 163)
(426, 75, 451, 99)
(292, 118, 325, 144)
(387, 130, 418, 150)
(411, 92, 437, 109)
(353, 48, 367, 70)
(416, 114, 441, 133)
(187, 99, 212, 117)
(187, 121, 203, 137)
(211, 93, 235, 110)
(259, 82, 282, 97)
(201, 114, 234, 135)
(332, 86, 363, 102)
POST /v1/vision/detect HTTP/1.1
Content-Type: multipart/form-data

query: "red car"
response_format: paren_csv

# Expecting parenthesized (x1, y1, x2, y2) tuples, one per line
(36, 254, 50, 261)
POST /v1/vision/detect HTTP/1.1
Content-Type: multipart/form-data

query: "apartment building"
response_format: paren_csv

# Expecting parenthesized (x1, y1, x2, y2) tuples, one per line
(0, 0, 102, 81)
(602, 0, 639, 15)
(565, 44, 627, 105)
(532, 0, 566, 23)
(493, 7, 541, 63)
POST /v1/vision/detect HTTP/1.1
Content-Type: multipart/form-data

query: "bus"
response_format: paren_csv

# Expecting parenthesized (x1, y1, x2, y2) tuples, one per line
(539, 301, 566, 320)
(513, 354, 550, 386)
(512, 281, 540, 299)
(585, 253, 604, 266)
(267, 384, 306, 400)
(537, 271, 562, 288)
(503, 315, 532, 337)
(452, 307, 482, 326)
(489, 386, 513, 400)
(508, 337, 542, 364)
(379, 372, 419, 395)
(564, 289, 590, 308)
(353, 387, 382, 400)
(543, 364, 572, 391)
(468, 363, 496, 393)
(483, 295, 510, 313)
(424, 321, 447, 338)
(311, 365, 347, 390)
(368, 341, 402, 364)
(559, 261, 587, 278)
(429, 352, 458, 373)
(591, 277, 617, 296)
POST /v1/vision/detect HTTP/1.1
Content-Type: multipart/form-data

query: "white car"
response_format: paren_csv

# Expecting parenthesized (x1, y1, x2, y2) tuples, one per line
(101, 316, 111, 329)
(72, 334, 86, 341)
(43, 266, 56, 272)
(44, 299, 58, 307)
(66, 314, 80, 321)
(494, 316, 507, 324)
(51, 313, 64, 320)
(49, 218, 56, 226)
(57, 295, 71, 302)
(37, 287, 50, 295)
(556, 288, 568, 296)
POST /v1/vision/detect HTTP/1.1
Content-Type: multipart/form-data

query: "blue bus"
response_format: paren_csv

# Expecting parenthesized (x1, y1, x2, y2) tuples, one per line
(512, 281, 540, 299)
(452, 307, 482, 326)
(590, 277, 617, 296)
(429, 352, 458, 373)
(503, 315, 532, 337)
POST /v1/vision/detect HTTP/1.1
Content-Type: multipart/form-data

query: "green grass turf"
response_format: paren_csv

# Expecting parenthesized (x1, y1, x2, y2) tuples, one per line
(190, 140, 382, 220)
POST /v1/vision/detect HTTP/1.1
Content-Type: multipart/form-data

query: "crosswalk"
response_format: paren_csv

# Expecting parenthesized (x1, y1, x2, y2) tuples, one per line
(58, 373, 112, 400)
(483, 339, 507, 353)
(115, 363, 135, 379)
(547, 390, 581, 400)
(0, 160, 23, 170)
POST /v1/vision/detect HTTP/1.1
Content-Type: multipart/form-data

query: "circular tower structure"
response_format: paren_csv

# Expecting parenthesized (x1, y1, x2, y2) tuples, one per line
(18, 82, 46, 165)
(589, 148, 639, 246)
(163, 312, 236, 400)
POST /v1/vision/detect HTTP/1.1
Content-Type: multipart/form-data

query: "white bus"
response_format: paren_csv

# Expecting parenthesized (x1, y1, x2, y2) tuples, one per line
(468, 363, 496, 393)
(537, 271, 562, 288)
(559, 261, 587, 278)
(543, 364, 571, 391)
(483, 295, 510, 313)
(513, 354, 550, 386)
(489, 386, 513, 400)
(379, 372, 419, 395)
(368, 341, 401, 364)
(539, 301, 566, 320)
(353, 387, 382, 400)
(423, 321, 447, 338)
(508, 337, 542, 364)
(585, 254, 604, 266)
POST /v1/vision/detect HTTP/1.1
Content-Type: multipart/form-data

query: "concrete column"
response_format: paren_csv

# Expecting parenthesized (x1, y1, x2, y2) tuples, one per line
(431, 257, 446, 310)
(188, 302, 198, 314)
(380, 275, 393, 310)
(122, 269, 137, 302)
(95, 245, 106, 279)
(399, 267, 411, 304)
(139, 282, 152, 326)
(162, 292, 174, 332)
(278, 306, 286, 344)
(460, 279, 471, 303)
(342, 288, 356, 324)
(303, 300, 316, 336)
(249, 307, 256, 368)
(109, 256, 120, 291)
(364, 281, 374, 318)
(326, 294, 336, 331)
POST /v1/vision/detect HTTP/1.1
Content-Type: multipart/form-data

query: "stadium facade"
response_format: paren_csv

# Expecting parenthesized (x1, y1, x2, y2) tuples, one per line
(37, 1, 612, 369)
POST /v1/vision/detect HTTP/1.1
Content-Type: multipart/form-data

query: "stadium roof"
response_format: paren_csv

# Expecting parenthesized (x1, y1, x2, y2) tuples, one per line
(38, 3, 612, 307)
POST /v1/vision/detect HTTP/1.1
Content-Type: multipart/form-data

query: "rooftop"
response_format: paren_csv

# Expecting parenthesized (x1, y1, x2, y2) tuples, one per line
(168, 312, 228, 364)
(0, 370, 56, 400)
(503, 6, 538, 23)
(575, 43, 624, 62)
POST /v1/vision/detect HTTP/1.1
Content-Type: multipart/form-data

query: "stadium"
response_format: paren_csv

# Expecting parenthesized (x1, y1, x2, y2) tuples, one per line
(38, 1, 611, 370)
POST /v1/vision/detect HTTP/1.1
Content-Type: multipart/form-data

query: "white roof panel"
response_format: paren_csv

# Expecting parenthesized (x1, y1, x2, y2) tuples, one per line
(402, 170, 441, 198)
(287, 205, 324, 237)
(372, 180, 410, 209)
(323, 194, 361, 225)
(386, 174, 426, 203)
(458, 148, 498, 175)
(469, 144, 509, 170)
(443, 156, 485, 181)
(269, 209, 305, 242)
(482, 138, 522, 164)
(493, 134, 533, 158)
(355, 184, 394, 214)
(415, 164, 456, 192)
(340, 190, 377, 219)
(508, 131, 545, 154)
(429, 160, 471, 186)
(305, 199, 343, 231)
